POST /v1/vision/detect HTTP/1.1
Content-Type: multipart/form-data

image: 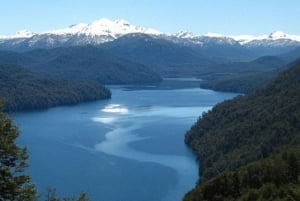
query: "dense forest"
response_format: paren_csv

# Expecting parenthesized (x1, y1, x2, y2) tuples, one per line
(0, 63, 111, 112)
(184, 150, 300, 201)
(184, 59, 300, 200)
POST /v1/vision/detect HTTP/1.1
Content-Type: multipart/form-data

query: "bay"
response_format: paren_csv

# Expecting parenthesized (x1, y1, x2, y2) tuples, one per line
(14, 82, 237, 201)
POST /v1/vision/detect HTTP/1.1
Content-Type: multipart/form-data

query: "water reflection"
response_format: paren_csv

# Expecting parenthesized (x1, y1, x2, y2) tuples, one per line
(101, 104, 129, 114)
(92, 104, 209, 201)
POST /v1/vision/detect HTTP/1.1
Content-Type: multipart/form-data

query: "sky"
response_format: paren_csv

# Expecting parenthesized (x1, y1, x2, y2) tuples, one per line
(1, 0, 300, 36)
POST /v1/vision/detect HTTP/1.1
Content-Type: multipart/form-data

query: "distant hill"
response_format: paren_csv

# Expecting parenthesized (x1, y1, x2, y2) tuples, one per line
(0, 46, 162, 85)
(184, 59, 300, 199)
(200, 50, 300, 93)
(0, 63, 111, 112)
(200, 71, 278, 94)
(100, 33, 215, 77)
(100, 34, 299, 80)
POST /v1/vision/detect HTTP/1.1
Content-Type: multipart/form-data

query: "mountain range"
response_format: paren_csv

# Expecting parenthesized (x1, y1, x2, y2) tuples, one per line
(1, 18, 300, 95)
(1, 18, 300, 56)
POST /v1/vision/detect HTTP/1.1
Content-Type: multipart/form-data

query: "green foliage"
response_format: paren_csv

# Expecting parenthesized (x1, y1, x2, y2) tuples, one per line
(184, 150, 300, 201)
(0, 63, 111, 112)
(0, 103, 36, 200)
(184, 59, 300, 200)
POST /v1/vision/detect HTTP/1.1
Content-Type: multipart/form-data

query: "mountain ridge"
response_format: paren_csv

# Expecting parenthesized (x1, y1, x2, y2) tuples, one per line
(1, 18, 300, 51)
(1, 19, 300, 43)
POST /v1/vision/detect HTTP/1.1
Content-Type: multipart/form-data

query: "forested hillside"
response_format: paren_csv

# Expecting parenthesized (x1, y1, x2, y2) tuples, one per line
(184, 59, 300, 200)
(0, 46, 162, 85)
(184, 150, 300, 201)
(0, 63, 111, 112)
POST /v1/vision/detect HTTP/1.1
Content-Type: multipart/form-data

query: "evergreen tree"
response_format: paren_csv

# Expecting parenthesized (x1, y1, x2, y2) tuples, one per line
(0, 102, 36, 200)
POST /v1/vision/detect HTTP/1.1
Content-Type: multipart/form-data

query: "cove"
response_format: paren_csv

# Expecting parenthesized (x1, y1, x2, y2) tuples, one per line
(14, 82, 237, 201)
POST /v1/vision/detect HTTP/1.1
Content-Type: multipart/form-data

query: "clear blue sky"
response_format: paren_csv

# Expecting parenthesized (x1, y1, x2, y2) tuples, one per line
(1, 0, 299, 36)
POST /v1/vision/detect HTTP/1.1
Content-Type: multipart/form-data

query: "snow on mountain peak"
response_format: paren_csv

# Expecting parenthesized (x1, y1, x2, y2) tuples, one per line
(0, 29, 35, 39)
(48, 18, 162, 37)
(268, 30, 287, 39)
(231, 30, 300, 44)
(203, 32, 225, 38)
(1, 18, 300, 47)
(11, 29, 35, 38)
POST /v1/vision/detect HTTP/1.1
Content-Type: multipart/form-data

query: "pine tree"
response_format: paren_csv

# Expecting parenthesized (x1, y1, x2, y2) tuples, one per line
(0, 102, 36, 200)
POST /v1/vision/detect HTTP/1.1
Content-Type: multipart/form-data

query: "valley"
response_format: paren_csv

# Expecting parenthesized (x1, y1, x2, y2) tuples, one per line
(1, 16, 300, 201)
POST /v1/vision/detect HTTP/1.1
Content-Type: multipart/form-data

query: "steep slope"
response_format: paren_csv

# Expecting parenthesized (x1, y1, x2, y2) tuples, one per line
(0, 46, 162, 84)
(0, 63, 111, 112)
(185, 58, 300, 180)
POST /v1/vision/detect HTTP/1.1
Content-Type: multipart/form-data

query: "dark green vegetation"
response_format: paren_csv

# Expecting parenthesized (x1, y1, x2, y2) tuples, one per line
(184, 150, 300, 201)
(0, 63, 111, 112)
(0, 103, 36, 200)
(184, 59, 300, 200)
(0, 45, 161, 85)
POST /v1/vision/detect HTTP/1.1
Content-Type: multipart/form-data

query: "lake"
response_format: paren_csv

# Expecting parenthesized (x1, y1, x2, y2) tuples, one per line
(14, 81, 237, 201)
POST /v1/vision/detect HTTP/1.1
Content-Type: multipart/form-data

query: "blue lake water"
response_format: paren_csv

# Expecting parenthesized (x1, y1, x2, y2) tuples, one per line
(13, 84, 237, 201)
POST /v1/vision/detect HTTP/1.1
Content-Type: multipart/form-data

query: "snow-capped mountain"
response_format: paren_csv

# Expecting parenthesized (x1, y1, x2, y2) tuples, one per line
(0, 18, 164, 51)
(0, 29, 35, 39)
(0, 18, 161, 40)
(47, 18, 162, 38)
(0, 18, 300, 55)
(231, 30, 300, 44)
(172, 30, 300, 52)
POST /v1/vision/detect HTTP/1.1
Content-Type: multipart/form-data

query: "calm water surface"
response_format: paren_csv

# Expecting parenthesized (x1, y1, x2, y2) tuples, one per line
(14, 83, 237, 201)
